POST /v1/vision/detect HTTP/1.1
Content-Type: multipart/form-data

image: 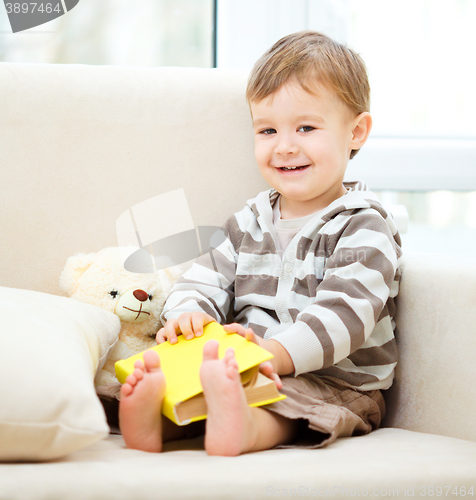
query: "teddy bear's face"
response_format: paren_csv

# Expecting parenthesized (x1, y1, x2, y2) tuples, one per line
(74, 264, 164, 338)
(60, 247, 176, 341)
(113, 288, 152, 323)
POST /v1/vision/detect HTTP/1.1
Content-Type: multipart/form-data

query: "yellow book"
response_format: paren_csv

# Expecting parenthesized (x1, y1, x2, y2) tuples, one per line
(115, 322, 286, 426)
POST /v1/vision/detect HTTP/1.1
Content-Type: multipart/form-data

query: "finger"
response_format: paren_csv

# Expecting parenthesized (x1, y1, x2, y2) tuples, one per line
(244, 328, 256, 343)
(191, 313, 206, 337)
(224, 324, 258, 345)
(263, 369, 282, 389)
(271, 372, 283, 390)
(259, 362, 283, 389)
(223, 322, 246, 336)
(190, 313, 216, 338)
(156, 327, 166, 344)
(178, 314, 195, 340)
(163, 318, 180, 344)
(259, 361, 273, 376)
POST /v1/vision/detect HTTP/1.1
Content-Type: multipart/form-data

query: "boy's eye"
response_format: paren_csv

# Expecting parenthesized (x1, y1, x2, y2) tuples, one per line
(298, 126, 315, 132)
(259, 128, 276, 135)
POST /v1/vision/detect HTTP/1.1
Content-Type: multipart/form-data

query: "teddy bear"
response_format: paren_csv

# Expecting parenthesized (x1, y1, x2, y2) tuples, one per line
(59, 246, 184, 399)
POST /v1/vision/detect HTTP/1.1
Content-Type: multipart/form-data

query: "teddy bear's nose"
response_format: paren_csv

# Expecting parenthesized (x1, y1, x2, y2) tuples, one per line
(133, 289, 149, 302)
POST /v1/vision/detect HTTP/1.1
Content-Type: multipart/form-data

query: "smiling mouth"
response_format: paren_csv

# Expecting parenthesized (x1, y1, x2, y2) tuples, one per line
(278, 165, 310, 171)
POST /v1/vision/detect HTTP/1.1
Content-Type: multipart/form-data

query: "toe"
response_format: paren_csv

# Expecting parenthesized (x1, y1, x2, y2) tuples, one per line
(134, 359, 145, 370)
(132, 368, 144, 381)
(225, 364, 240, 381)
(224, 355, 240, 381)
(121, 382, 133, 397)
(126, 374, 137, 386)
(228, 358, 239, 371)
(143, 349, 160, 371)
(202, 339, 220, 361)
(223, 347, 236, 363)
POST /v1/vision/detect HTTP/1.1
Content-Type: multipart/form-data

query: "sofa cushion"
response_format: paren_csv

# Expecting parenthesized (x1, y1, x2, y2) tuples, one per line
(0, 429, 474, 499)
(0, 286, 120, 461)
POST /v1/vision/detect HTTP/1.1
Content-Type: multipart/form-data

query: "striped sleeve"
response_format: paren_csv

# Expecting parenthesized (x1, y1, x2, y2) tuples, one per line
(271, 211, 399, 377)
(160, 216, 242, 324)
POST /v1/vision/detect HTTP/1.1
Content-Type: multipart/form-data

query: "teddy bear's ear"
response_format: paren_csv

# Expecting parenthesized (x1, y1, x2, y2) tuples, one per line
(59, 252, 96, 296)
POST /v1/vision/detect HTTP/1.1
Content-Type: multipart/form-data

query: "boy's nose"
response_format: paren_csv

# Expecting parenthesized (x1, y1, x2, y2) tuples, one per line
(275, 134, 299, 155)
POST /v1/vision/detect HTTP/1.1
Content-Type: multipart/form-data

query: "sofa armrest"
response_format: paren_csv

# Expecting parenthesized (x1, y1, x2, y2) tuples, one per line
(383, 252, 476, 442)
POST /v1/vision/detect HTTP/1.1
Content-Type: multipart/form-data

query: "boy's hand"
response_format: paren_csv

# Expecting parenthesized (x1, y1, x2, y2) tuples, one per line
(223, 323, 267, 349)
(156, 312, 216, 344)
(223, 323, 294, 386)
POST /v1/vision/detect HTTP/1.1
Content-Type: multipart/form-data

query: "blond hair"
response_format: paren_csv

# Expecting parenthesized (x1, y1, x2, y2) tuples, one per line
(246, 31, 370, 159)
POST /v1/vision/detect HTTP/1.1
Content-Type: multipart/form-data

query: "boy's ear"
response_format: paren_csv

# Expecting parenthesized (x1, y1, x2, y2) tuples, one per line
(350, 112, 372, 151)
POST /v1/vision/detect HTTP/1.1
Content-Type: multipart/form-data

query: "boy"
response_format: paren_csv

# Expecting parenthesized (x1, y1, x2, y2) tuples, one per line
(118, 30, 402, 456)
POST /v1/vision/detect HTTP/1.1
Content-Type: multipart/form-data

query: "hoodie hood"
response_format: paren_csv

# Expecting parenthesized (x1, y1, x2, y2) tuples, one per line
(248, 181, 401, 248)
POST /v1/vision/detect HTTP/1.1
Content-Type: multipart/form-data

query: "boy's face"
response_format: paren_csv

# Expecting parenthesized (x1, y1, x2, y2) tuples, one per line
(250, 81, 363, 219)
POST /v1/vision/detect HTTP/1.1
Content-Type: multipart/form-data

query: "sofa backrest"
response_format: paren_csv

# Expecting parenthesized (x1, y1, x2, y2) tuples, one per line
(388, 253, 476, 442)
(0, 64, 269, 294)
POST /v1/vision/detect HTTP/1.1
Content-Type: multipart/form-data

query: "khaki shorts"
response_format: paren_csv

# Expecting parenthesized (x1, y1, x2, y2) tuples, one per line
(102, 374, 385, 449)
(264, 373, 386, 449)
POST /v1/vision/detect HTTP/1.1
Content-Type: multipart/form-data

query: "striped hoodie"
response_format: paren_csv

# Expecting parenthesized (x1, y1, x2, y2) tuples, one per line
(161, 181, 402, 391)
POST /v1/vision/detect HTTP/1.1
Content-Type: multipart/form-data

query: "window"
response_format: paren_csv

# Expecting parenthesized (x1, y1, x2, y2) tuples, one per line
(0, 0, 214, 67)
(217, 0, 476, 255)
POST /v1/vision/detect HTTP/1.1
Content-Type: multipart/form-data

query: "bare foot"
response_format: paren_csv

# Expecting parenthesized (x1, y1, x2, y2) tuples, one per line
(200, 340, 258, 456)
(119, 350, 165, 452)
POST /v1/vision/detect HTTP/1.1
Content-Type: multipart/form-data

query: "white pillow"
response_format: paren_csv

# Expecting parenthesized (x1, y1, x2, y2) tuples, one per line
(0, 286, 120, 461)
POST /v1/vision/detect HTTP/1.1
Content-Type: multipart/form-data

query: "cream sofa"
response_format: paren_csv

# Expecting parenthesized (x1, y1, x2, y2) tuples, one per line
(0, 62, 475, 499)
